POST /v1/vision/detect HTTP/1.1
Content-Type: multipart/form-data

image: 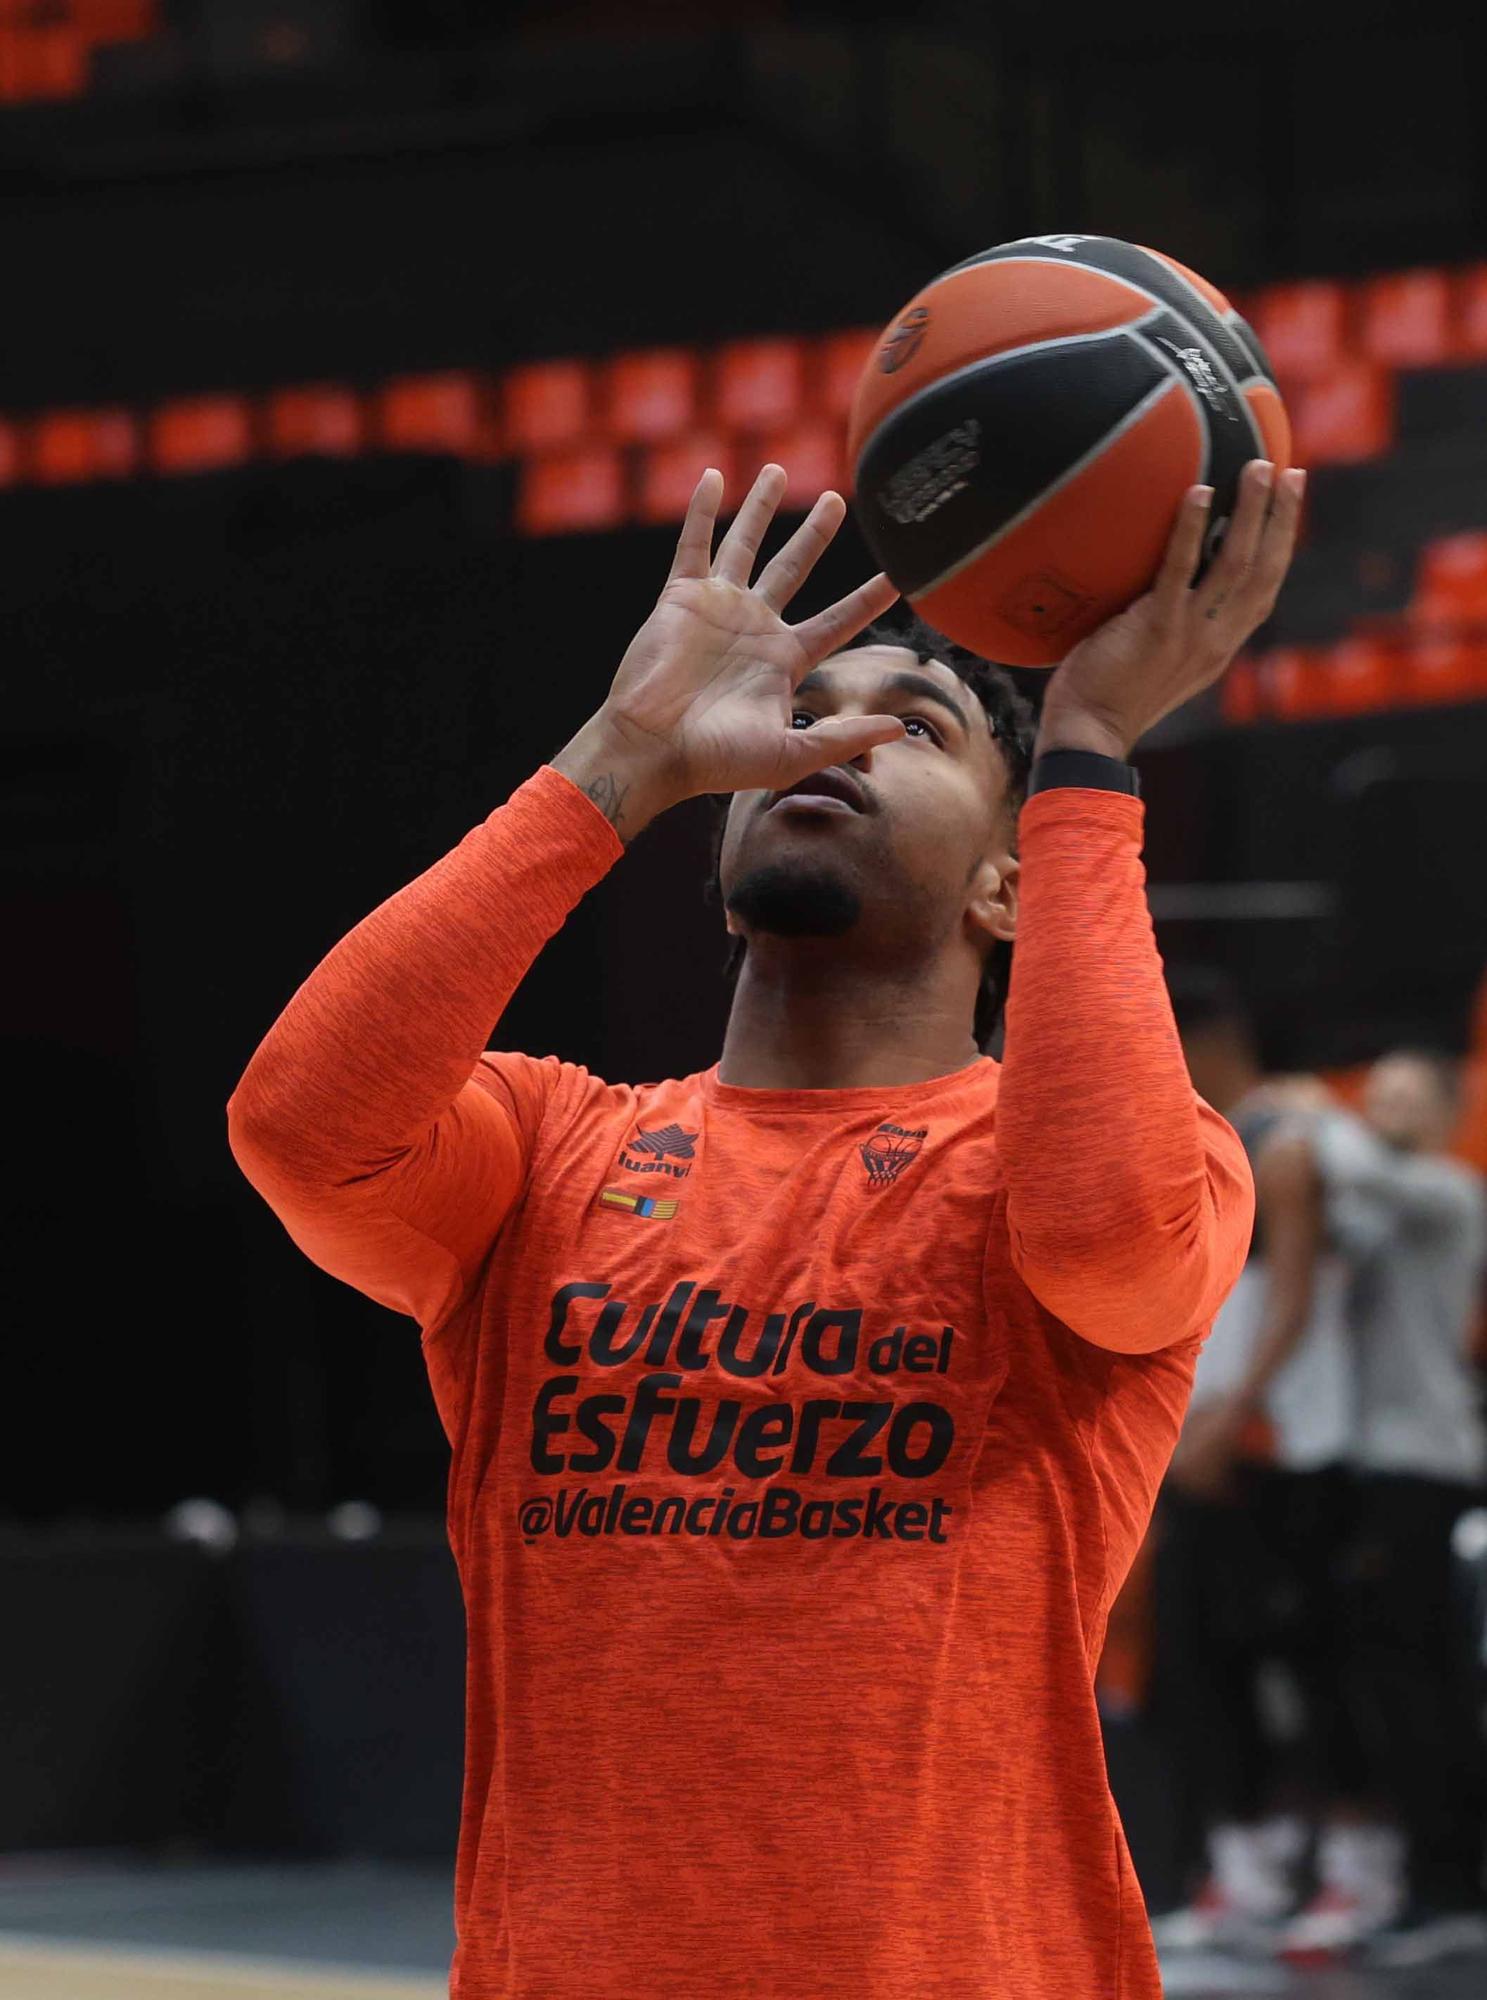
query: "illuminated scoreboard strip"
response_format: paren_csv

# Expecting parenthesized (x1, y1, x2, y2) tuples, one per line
(5, 260, 1487, 539)
(0, 331, 878, 531)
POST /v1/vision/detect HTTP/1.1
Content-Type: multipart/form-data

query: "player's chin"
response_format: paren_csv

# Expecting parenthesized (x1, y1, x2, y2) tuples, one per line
(745, 811, 869, 871)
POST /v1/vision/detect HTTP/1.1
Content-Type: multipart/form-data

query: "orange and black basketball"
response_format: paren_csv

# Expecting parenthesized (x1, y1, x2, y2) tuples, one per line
(847, 234, 1291, 667)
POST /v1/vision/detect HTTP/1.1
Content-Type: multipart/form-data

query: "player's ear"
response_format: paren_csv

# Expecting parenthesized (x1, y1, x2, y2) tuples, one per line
(967, 852, 1018, 949)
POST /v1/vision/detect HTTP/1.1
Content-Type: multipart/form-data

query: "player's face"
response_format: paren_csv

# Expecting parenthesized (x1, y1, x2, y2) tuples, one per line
(1363, 1054, 1456, 1151)
(716, 646, 1017, 963)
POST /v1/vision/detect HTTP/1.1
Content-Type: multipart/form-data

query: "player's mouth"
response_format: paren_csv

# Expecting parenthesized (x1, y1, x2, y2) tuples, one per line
(765, 768, 868, 815)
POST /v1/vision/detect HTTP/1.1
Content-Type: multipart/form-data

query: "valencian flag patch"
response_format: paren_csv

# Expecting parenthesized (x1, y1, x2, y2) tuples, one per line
(597, 1186, 679, 1221)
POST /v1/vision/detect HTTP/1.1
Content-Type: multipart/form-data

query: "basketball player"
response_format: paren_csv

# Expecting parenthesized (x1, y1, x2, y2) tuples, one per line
(227, 455, 1303, 1998)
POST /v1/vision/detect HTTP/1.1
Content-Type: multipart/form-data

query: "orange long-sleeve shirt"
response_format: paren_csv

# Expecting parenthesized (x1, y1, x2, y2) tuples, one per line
(227, 764, 1252, 2000)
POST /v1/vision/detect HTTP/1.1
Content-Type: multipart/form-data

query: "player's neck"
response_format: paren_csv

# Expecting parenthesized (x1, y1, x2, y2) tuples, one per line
(716, 950, 983, 1091)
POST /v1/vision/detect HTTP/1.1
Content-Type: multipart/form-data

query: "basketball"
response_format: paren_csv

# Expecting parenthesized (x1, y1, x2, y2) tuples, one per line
(847, 234, 1292, 667)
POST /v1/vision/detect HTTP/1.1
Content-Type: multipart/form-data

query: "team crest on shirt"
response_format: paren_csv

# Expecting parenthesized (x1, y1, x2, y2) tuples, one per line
(859, 1122, 928, 1189)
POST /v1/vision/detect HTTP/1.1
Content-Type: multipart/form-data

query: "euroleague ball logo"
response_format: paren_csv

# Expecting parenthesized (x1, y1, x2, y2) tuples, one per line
(879, 306, 930, 373)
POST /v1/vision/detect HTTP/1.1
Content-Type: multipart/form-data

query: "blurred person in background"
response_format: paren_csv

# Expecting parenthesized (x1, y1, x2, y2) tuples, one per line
(1152, 970, 1367, 1952)
(1303, 1050, 1487, 1965)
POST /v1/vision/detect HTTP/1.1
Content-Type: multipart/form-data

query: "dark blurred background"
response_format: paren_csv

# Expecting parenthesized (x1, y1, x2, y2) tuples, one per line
(4, 0, 1487, 1950)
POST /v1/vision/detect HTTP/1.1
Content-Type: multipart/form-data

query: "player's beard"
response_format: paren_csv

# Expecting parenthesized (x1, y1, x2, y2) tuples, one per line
(724, 860, 861, 939)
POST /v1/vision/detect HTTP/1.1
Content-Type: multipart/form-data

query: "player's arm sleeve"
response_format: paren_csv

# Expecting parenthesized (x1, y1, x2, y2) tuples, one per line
(225, 765, 625, 1329)
(996, 788, 1255, 1355)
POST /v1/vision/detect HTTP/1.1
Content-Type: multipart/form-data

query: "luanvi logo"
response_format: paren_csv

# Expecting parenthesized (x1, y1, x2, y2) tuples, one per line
(1024, 233, 1092, 253)
(618, 1122, 698, 1180)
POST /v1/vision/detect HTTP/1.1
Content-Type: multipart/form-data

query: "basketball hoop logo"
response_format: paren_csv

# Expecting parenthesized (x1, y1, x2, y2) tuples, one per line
(880, 305, 931, 373)
(859, 1121, 928, 1189)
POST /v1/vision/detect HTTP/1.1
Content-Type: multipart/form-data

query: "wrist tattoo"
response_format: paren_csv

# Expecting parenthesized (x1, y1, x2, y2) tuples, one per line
(583, 771, 631, 836)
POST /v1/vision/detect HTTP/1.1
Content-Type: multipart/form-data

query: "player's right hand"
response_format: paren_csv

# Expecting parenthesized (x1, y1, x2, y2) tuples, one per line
(1037, 459, 1306, 761)
(593, 464, 905, 809)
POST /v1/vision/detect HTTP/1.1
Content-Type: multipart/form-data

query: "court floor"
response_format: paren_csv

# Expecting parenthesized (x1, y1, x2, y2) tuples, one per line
(0, 1855, 1483, 1998)
(1159, 1950, 1487, 1998)
(0, 1858, 449, 2000)
(0, 1941, 440, 2000)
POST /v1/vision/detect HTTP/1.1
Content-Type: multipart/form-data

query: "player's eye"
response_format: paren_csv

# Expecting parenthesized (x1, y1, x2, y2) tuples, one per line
(791, 709, 940, 742)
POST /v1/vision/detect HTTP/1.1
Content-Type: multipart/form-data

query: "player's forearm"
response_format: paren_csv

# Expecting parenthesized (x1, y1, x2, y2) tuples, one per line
(999, 789, 1200, 1253)
(1236, 1295, 1314, 1404)
(996, 788, 1253, 1347)
(226, 762, 623, 1181)
(548, 707, 683, 845)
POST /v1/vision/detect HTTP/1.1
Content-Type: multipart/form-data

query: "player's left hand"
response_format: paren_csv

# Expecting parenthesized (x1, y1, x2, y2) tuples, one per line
(1036, 459, 1306, 761)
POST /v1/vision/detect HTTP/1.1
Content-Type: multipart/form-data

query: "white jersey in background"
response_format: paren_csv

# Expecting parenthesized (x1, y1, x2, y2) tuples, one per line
(1314, 1113, 1487, 1487)
(1189, 1102, 1356, 1471)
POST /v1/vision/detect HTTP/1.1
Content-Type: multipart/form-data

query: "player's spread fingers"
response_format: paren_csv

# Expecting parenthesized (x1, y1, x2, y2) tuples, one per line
(754, 491, 846, 611)
(1195, 460, 1273, 623)
(710, 463, 787, 585)
(789, 571, 901, 670)
(1154, 486, 1214, 605)
(665, 468, 723, 583)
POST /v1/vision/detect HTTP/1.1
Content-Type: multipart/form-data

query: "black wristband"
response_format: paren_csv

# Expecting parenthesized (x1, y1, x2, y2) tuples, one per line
(1026, 749, 1141, 798)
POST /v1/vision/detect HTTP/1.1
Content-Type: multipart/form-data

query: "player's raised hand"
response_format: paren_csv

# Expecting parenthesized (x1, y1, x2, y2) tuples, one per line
(1036, 458, 1307, 761)
(552, 466, 902, 837)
